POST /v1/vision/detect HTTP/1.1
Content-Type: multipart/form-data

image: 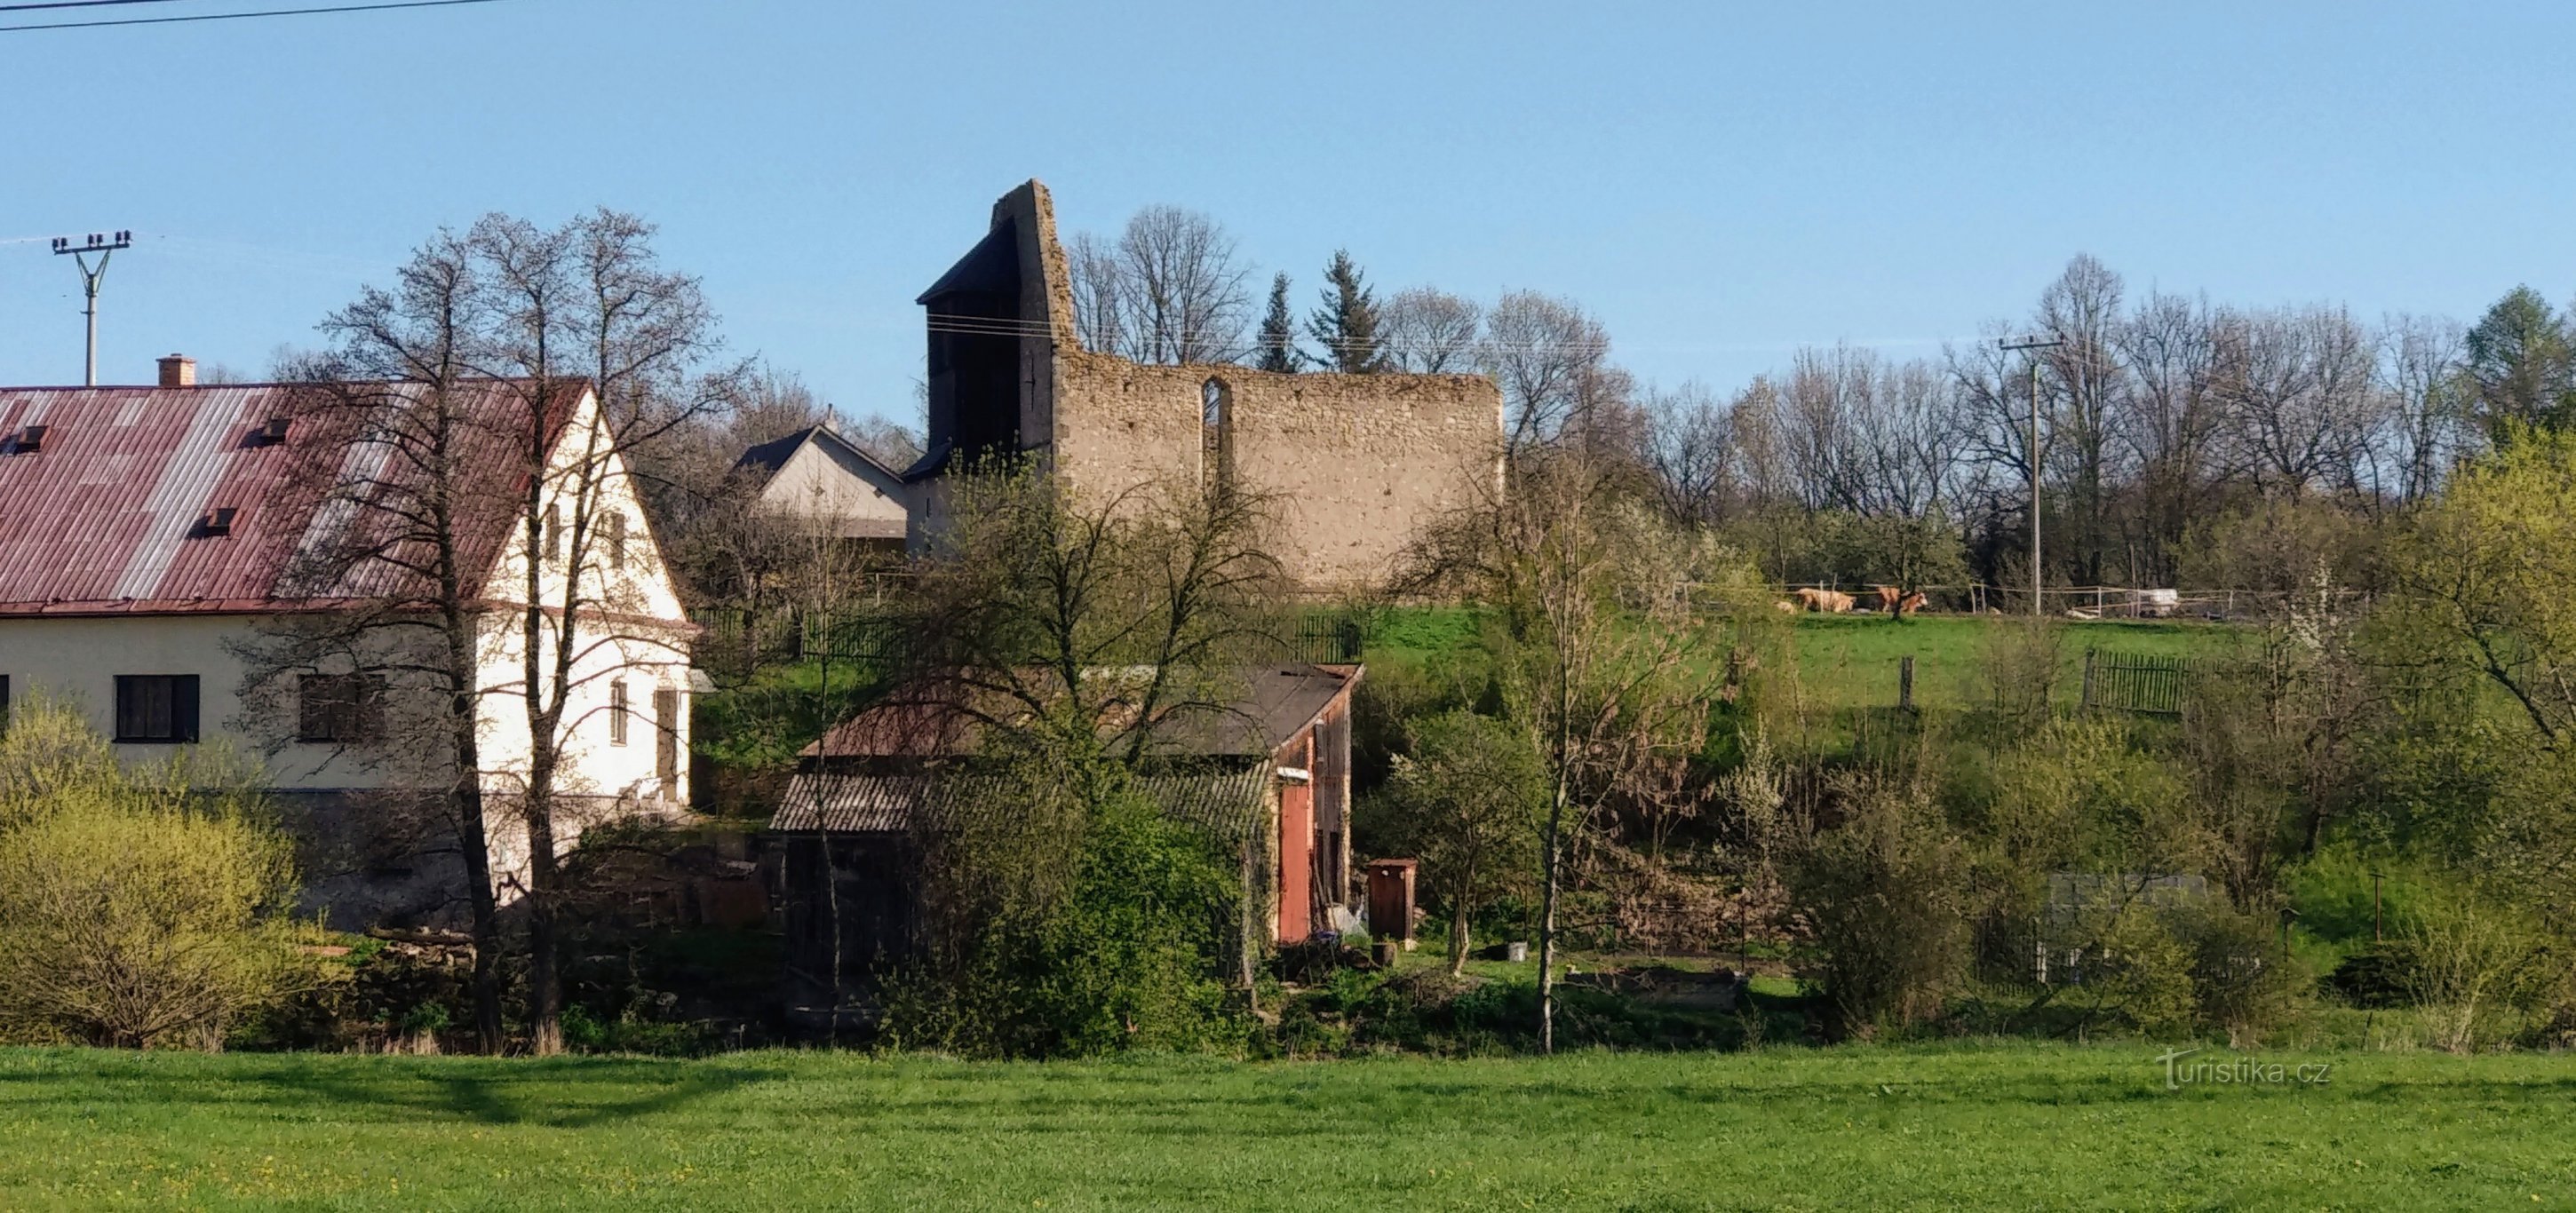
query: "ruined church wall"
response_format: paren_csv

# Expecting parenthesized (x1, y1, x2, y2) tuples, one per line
(1050, 352, 1502, 589)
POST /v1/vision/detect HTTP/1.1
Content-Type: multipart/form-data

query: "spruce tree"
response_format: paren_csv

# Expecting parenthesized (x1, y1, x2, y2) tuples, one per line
(1306, 250, 1387, 373)
(1256, 273, 1298, 373)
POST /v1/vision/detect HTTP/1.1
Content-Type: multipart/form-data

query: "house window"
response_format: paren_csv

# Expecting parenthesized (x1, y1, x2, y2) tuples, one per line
(605, 511, 626, 570)
(545, 502, 562, 565)
(297, 673, 381, 742)
(609, 679, 630, 746)
(114, 675, 199, 743)
(0, 675, 10, 733)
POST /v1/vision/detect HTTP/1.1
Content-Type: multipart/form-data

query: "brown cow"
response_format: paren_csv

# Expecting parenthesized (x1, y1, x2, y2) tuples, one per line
(1793, 587, 1856, 614)
(1873, 585, 1904, 613)
(1896, 591, 1928, 616)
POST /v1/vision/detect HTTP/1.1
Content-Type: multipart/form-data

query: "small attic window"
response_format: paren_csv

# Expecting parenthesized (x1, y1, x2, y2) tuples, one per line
(199, 506, 238, 537)
(256, 417, 290, 446)
(10, 424, 47, 454)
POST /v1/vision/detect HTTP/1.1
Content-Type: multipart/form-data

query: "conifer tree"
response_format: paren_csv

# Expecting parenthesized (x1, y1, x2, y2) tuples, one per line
(1256, 273, 1298, 373)
(1306, 250, 1387, 373)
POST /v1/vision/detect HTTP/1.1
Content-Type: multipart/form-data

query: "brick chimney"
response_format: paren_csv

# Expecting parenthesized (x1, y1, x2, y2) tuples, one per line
(157, 353, 197, 389)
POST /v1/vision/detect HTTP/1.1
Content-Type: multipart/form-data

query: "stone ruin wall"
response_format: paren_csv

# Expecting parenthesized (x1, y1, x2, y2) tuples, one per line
(1051, 350, 1502, 589)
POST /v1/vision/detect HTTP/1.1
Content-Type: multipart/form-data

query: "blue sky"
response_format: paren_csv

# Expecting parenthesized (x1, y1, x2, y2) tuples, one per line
(4, 1, 2572, 426)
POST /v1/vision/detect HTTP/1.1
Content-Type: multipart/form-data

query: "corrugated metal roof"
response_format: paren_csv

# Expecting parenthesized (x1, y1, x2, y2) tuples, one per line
(0, 381, 571, 616)
(803, 665, 1361, 761)
(769, 765, 1271, 842)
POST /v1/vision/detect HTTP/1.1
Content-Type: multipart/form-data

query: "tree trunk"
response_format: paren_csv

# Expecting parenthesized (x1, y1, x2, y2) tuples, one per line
(524, 781, 563, 1057)
(1536, 782, 1567, 1055)
(443, 604, 507, 1054)
(452, 781, 505, 1052)
(1448, 892, 1473, 979)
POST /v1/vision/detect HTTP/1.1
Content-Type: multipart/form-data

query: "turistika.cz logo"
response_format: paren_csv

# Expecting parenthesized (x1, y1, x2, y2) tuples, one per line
(2153, 1047, 2332, 1090)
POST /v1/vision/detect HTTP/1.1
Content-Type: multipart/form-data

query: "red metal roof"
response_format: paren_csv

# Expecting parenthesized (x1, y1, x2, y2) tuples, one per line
(0, 381, 570, 616)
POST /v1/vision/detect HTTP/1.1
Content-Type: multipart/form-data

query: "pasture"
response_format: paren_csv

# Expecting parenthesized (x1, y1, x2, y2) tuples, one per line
(1, 1044, 2566, 1209)
(1366, 606, 2246, 714)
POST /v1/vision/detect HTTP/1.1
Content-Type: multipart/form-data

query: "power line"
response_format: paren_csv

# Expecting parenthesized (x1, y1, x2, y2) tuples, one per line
(0, 0, 500, 31)
(0, 2, 203, 12)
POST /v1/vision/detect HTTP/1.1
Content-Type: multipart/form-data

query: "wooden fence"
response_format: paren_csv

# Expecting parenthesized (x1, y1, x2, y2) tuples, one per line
(2080, 650, 2194, 716)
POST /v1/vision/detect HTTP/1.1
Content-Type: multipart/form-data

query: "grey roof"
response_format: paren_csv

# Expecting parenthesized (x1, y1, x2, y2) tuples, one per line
(770, 765, 1272, 843)
(732, 424, 910, 484)
(805, 665, 1361, 762)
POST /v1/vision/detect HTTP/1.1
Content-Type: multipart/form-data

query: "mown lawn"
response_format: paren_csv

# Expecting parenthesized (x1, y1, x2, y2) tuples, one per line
(4, 1044, 2570, 1209)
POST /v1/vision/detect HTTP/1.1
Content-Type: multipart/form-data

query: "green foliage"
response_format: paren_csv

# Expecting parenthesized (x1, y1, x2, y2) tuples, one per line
(1370, 711, 1544, 972)
(1255, 271, 1297, 373)
(1788, 774, 1970, 1038)
(1304, 249, 1385, 373)
(890, 757, 1239, 1058)
(0, 700, 322, 1049)
(2463, 284, 2576, 440)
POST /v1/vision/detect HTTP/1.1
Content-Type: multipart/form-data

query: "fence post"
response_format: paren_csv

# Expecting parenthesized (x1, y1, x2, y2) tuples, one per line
(2079, 649, 2098, 713)
(1899, 654, 1915, 713)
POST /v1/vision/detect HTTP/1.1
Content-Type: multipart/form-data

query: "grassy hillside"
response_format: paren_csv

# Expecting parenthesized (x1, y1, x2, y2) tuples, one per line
(2, 1045, 2567, 1209)
(1364, 607, 2249, 714)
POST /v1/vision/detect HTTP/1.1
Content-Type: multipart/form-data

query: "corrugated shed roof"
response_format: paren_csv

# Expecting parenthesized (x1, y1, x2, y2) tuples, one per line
(803, 665, 1361, 761)
(0, 381, 572, 616)
(769, 765, 1271, 842)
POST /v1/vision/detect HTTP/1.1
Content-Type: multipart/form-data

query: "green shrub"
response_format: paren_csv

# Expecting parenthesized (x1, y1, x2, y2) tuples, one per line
(0, 795, 321, 1049)
(888, 764, 1241, 1058)
(1788, 774, 1970, 1039)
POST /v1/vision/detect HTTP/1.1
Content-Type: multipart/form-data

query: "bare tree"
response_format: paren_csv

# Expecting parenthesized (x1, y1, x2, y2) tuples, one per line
(2114, 290, 2224, 582)
(468, 209, 743, 1055)
(2213, 305, 2381, 496)
(233, 233, 514, 1050)
(2376, 313, 2470, 503)
(1382, 287, 1484, 373)
(2036, 255, 2130, 584)
(1066, 207, 1256, 365)
(1409, 449, 1722, 1053)
(1643, 381, 1735, 527)
(1066, 232, 1128, 359)
(1483, 290, 1611, 457)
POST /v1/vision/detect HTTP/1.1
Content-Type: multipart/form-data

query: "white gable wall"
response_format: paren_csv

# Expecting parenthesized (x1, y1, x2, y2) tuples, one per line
(756, 435, 910, 539)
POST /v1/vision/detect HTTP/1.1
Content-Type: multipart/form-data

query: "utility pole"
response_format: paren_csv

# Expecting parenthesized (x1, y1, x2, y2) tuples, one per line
(2000, 333, 2063, 617)
(52, 230, 132, 386)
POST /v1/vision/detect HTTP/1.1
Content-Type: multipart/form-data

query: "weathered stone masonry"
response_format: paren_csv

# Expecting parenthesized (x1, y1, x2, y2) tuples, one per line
(910, 180, 1503, 589)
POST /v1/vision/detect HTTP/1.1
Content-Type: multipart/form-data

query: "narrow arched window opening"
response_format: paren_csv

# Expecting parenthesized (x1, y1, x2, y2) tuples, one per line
(1201, 377, 1233, 500)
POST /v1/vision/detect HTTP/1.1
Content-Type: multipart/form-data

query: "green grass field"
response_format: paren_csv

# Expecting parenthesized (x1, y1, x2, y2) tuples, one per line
(4, 1044, 2570, 1209)
(1365, 607, 2246, 715)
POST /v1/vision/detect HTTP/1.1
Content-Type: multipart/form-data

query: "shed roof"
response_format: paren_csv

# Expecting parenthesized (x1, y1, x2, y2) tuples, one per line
(0, 380, 577, 616)
(770, 765, 1272, 842)
(802, 664, 1362, 761)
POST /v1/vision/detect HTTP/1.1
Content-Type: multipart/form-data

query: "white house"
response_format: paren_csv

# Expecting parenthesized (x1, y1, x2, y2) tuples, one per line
(733, 421, 913, 551)
(0, 358, 696, 924)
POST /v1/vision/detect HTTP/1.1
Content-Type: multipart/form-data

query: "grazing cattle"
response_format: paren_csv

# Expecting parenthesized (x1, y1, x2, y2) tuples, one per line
(1793, 587, 1856, 614)
(1775, 599, 1800, 614)
(1896, 591, 1928, 616)
(1873, 585, 1904, 613)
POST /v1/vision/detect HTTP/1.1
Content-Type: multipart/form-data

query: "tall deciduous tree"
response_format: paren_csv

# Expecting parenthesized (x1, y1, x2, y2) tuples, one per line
(1484, 290, 1611, 457)
(1066, 208, 1255, 365)
(1306, 250, 1387, 374)
(1411, 450, 1726, 1052)
(1382, 287, 1484, 374)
